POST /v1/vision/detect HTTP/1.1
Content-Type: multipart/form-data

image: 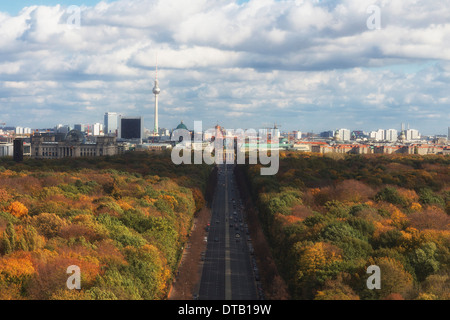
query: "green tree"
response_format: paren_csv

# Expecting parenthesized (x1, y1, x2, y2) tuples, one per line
(418, 188, 445, 207)
(6, 223, 16, 251)
(375, 187, 408, 207)
(1, 233, 12, 255)
(409, 242, 440, 282)
(373, 229, 403, 249)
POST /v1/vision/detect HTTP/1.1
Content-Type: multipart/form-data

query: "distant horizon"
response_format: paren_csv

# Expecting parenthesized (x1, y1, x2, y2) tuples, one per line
(3, 121, 448, 137)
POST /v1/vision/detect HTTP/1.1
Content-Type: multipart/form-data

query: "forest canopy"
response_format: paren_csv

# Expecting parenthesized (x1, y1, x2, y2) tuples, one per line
(0, 151, 212, 300)
(244, 153, 450, 300)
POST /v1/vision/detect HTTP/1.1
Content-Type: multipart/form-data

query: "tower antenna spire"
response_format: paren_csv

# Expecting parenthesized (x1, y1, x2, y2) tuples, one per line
(152, 53, 161, 137)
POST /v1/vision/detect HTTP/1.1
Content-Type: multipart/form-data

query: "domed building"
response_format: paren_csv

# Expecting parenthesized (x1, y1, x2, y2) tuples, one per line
(175, 121, 188, 131)
(31, 130, 117, 159)
(171, 121, 191, 143)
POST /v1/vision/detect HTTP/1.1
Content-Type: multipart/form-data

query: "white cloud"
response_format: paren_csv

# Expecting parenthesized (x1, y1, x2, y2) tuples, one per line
(0, 0, 448, 134)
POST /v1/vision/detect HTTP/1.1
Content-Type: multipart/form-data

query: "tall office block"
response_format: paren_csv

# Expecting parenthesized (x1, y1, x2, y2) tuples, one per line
(119, 116, 144, 141)
(13, 139, 24, 162)
(104, 112, 119, 136)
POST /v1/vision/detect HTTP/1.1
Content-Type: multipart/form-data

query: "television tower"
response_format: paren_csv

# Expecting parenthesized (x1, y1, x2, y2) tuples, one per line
(152, 55, 161, 136)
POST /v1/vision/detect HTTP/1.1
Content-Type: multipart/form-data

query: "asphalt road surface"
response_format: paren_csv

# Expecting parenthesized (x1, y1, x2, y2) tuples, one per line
(198, 164, 259, 300)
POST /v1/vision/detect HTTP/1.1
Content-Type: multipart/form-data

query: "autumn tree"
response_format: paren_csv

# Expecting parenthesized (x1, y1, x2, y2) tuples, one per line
(314, 273, 360, 300)
(0, 252, 35, 296)
(32, 213, 67, 239)
(7, 201, 28, 219)
(369, 257, 414, 299)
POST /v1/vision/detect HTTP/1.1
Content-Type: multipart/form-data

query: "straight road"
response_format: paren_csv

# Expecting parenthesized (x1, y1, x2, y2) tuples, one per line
(198, 164, 258, 300)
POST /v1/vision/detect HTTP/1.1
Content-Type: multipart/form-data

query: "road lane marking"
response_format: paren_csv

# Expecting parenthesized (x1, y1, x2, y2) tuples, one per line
(224, 165, 232, 300)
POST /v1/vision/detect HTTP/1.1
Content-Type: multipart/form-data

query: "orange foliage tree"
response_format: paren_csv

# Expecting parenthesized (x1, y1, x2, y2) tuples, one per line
(7, 201, 28, 218)
(0, 252, 35, 283)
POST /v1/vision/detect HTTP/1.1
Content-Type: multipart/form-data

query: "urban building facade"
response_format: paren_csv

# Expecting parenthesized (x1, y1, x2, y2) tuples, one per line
(406, 129, 420, 140)
(0, 143, 13, 157)
(385, 129, 398, 142)
(104, 112, 119, 136)
(337, 129, 351, 141)
(31, 130, 117, 159)
(119, 117, 144, 141)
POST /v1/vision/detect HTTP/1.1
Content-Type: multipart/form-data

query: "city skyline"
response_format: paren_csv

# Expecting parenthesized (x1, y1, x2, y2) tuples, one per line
(0, 1, 449, 135)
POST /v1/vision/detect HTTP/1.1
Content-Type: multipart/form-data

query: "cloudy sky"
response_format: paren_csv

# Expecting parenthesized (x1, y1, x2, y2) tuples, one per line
(0, 0, 449, 135)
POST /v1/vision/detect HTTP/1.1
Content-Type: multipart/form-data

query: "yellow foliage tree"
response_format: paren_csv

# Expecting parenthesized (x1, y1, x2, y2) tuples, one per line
(117, 199, 133, 211)
(0, 254, 35, 282)
(390, 207, 408, 229)
(7, 201, 28, 218)
(159, 194, 178, 210)
(297, 242, 341, 278)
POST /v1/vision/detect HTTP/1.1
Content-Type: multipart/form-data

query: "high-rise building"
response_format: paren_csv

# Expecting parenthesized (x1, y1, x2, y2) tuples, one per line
(406, 129, 420, 140)
(93, 123, 103, 136)
(119, 116, 144, 141)
(74, 124, 85, 132)
(370, 129, 385, 141)
(13, 139, 24, 162)
(385, 129, 398, 142)
(104, 112, 119, 136)
(337, 129, 351, 141)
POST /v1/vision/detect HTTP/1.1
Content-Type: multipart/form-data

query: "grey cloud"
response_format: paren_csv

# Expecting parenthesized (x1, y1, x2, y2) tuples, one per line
(0, 0, 448, 134)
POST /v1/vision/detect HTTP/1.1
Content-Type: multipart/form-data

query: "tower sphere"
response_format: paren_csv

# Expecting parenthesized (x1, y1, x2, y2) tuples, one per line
(153, 80, 160, 95)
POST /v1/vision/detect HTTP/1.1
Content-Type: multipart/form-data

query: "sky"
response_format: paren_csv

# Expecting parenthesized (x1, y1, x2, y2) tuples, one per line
(0, 0, 449, 135)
